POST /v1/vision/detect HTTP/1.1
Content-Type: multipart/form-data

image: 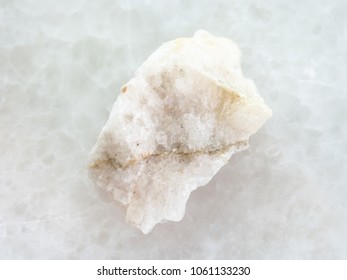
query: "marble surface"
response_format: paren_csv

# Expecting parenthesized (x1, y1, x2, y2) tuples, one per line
(0, 0, 346, 259)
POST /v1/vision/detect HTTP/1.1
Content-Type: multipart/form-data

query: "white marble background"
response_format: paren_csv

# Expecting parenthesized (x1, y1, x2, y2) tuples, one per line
(0, 0, 346, 259)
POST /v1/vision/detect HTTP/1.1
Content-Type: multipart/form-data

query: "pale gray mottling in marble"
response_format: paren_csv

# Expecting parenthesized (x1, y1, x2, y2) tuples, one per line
(0, 0, 346, 259)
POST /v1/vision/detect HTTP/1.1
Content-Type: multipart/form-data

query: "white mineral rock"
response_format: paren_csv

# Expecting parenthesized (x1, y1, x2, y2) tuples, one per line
(88, 30, 272, 234)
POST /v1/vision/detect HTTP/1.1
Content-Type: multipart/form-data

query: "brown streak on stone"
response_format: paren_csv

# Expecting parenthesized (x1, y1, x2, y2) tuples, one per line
(90, 141, 248, 171)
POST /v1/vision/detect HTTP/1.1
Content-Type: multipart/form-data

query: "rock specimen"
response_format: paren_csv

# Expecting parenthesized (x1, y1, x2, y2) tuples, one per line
(88, 30, 272, 234)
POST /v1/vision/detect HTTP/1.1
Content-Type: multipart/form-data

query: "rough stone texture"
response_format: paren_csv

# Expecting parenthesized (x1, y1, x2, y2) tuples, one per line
(88, 31, 272, 233)
(0, 0, 347, 259)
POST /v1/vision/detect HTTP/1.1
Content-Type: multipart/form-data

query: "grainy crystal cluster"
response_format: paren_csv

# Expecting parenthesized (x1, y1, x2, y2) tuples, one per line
(88, 30, 272, 233)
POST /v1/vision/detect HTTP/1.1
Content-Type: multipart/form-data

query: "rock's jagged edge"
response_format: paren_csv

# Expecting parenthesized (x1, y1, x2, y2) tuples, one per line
(89, 139, 249, 234)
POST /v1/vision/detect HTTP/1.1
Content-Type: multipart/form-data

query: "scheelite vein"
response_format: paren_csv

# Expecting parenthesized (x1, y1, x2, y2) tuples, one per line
(88, 30, 272, 234)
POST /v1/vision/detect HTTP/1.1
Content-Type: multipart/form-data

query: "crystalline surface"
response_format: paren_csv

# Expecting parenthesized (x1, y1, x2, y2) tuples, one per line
(88, 31, 272, 233)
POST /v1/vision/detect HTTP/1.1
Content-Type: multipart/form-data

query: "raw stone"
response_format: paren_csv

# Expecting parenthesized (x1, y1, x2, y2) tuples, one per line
(88, 30, 272, 234)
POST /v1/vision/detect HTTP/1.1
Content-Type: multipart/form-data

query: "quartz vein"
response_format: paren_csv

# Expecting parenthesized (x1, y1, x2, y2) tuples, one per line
(90, 140, 249, 170)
